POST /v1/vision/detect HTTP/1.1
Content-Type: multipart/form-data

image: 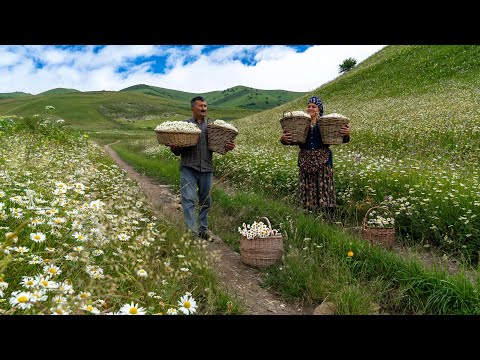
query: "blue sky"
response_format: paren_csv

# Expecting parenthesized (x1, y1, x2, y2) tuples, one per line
(0, 45, 386, 95)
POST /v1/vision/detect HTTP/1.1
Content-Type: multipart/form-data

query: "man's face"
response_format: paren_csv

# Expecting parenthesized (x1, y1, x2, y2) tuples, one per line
(192, 100, 207, 119)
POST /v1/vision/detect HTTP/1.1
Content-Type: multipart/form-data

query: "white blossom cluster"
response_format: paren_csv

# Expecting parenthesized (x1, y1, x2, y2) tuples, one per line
(155, 121, 201, 133)
(366, 211, 395, 228)
(212, 119, 238, 133)
(238, 221, 280, 239)
(320, 113, 349, 119)
(283, 110, 310, 118)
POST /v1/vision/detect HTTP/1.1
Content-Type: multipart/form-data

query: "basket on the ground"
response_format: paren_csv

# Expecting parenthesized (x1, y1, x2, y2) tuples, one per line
(279, 111, 311, 145)
(318, 114, 350, 145)
(361, 206, 395, 248)
(240, 217, 283, 268)
(207, 123, 238, 154)
(155, 131, 200, 147)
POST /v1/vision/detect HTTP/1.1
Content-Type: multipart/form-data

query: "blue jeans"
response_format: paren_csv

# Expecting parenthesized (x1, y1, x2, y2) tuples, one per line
(179, 166, 213, 234)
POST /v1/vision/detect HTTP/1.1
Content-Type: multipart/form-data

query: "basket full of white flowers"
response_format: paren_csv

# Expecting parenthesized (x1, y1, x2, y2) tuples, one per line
(361, 206, 395, 248)
(238, 217, 283, 267)
(154, 121, 201, 147)
(279, 110, 311, 145)
(207, 119, 239, 155)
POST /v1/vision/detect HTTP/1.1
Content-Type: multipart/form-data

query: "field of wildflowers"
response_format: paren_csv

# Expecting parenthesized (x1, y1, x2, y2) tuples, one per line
(0, 112, 241, 315)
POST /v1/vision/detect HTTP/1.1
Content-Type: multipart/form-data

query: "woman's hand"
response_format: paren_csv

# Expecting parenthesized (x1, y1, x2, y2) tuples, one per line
(280, 129, 293, 144)
(340, 124, 351, 137)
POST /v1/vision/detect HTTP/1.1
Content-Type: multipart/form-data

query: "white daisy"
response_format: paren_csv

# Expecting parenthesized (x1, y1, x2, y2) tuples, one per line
(166, 308, 178, 315)
(50, 306, 70, 315)
(136, 269, 148, 278)
(83, 304, 100, 314)
(21, 276, 37, 289)
(9, 290, 34, 310)
(43, 264, 62, 276)
(30, 232, 46, 243)
(118, 302, 146, 315)
(178, 293, 198, 315)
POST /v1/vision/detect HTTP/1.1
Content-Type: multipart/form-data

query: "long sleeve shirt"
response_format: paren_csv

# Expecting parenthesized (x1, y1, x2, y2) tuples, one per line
(171, 117, 213, 172)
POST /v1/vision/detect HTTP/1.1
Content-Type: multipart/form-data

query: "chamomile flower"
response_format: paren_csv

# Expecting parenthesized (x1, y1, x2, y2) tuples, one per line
(9, 290, 34, 309)
(83, 304, 100, 314)
(166, 308, 178, 315)
(118, 302, 146, 315)
(50, 306, 70, 315)
(136, 269, 148, 278)
(21, 276, 37, 288)
(30, 232, 46, 243)
(76, 291, 91, 301)
(43, 264, 62, 276)
(178, 293, 198, 315)
(118, 233, 130, 241)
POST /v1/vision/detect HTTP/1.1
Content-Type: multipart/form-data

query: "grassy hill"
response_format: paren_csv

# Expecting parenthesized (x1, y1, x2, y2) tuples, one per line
(38, 88, 81, 95)
(0, 91, 32, 99)
(0, 90, 260, 130)
(121, 84, 308, 110)
(0, 84, 306, 130)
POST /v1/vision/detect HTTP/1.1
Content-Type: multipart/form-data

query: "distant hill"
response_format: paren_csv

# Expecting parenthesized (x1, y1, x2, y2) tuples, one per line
(121, 84, 308, 110)
(38, 88, 81, 95)
(0, 84, 308, 130)
(0, 92, 32, 99)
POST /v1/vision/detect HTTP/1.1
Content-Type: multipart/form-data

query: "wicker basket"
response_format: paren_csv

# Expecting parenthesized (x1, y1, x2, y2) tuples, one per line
(155, 130, 200, 147)
(318, 115, 349, 145)
(361, 206, 395, 248)
(207, 123, 238, 154)
(279, 111, 311, 145)
(240, 217, 283, 268)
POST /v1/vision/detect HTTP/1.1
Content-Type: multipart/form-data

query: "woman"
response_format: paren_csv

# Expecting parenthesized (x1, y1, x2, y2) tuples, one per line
(280, 96, 351, 217)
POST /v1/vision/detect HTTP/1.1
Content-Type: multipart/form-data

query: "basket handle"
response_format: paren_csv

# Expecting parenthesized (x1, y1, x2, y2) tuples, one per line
(362, 206, 392, 229)
(258, 216, 272, 230)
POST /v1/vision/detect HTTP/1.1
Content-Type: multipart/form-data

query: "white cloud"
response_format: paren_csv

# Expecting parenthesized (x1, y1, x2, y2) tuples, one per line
(0, 45, 386, 94)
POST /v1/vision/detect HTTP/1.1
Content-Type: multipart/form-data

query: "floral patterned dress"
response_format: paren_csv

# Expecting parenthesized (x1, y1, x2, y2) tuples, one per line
(297, 123, 350, 212)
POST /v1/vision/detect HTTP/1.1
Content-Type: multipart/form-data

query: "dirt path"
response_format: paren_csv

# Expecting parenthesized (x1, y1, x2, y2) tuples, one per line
(104, 143, 307, 315)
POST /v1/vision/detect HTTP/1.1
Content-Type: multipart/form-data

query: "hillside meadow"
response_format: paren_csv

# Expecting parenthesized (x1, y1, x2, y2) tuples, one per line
(105, 45, 480, 314)
(1, 45, 480, 314)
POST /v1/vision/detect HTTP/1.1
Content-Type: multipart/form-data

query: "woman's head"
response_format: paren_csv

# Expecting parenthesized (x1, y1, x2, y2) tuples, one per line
(306, 96, 324, 117)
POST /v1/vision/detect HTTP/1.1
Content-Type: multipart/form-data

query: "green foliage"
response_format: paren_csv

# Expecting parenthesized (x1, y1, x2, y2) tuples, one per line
(339, 57, 357, 73)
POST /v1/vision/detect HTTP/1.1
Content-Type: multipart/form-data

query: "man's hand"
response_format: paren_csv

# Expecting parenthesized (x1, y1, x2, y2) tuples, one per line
(225, 141, 236, 152)
(169, 144, 181, 152)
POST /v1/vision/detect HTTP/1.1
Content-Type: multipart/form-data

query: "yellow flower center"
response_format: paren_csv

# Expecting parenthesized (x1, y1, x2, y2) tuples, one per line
(80, 293, 88, 299)
(41, 280, 49, 286)
(86, 305, 93, 311)
(34, 235, 41, 240)
(18, 296, 28, 303)
(184, 301, 191, 309)
(26, 280, 34, 285)
(55, 309, 64, 314)
(129, 307, 138, 314)
(49, 268, 57, 274)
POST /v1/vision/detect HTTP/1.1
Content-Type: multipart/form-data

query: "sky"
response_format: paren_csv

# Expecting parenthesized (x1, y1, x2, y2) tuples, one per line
(0, 45, 386, 95)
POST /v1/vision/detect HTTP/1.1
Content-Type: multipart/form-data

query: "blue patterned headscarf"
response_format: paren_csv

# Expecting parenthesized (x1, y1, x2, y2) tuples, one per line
(307, 96, 324, 116)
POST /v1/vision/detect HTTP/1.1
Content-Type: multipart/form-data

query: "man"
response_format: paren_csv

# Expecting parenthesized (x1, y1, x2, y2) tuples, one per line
(169, 96, 236, 241)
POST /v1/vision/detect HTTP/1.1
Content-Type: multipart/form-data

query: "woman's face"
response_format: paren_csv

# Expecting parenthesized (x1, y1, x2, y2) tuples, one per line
(306, 103, 319, 118)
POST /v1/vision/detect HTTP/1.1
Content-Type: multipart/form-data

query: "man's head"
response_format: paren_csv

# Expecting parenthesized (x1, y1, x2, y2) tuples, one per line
(191, 96, 207, 121)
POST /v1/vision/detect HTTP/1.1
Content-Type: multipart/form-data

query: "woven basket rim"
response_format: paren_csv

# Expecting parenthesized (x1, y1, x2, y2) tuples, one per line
(207, 123, 239, 134)
(154, 130, 200, 134)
